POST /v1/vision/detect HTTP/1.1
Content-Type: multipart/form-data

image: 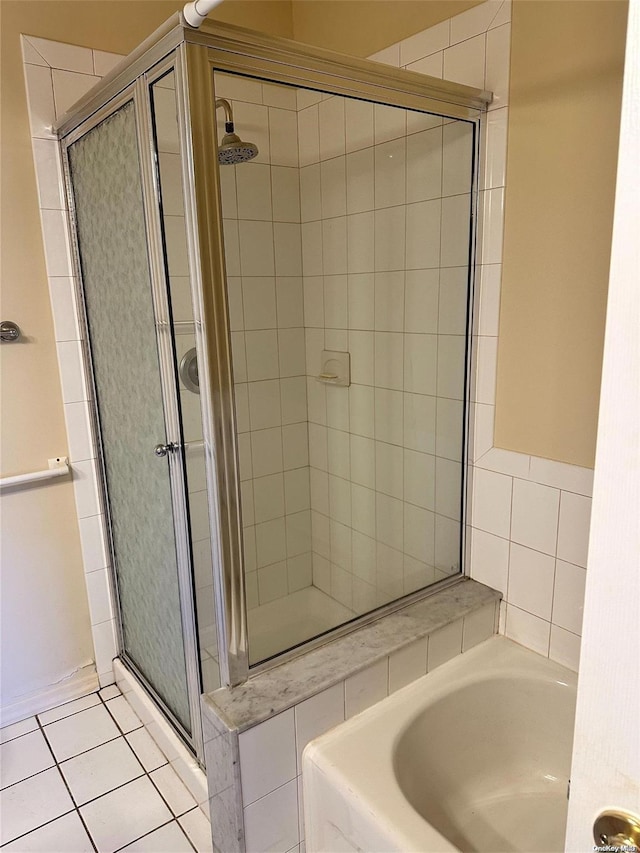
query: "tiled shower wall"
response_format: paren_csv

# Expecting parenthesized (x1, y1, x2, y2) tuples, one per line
(298, 93, 474, 615)
(214, 74, 313, 611)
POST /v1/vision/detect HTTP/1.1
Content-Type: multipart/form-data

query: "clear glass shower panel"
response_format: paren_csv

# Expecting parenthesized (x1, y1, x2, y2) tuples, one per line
(68, 101, 191, 730)
(213, 71, 475, 665)
(150, 71, 221, 693)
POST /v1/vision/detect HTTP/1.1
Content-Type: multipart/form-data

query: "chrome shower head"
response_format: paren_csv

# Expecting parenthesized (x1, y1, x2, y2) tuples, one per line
(218, 131, 259, 165)
(215, 97, 259, 165)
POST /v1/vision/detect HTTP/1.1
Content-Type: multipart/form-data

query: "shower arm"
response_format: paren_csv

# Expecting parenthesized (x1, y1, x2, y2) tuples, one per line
(183, 0, 224, 28)
(215, 98, 234, 132)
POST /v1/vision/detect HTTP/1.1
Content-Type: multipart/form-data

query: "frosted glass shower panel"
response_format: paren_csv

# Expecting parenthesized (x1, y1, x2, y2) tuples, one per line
(214, 70, 476, 665)
(150, 71, 221, 693)
(68, 102, 191, 730)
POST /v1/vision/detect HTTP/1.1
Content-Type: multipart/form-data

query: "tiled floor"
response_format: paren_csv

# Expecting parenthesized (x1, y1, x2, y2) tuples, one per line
(0, 686, 212, 852)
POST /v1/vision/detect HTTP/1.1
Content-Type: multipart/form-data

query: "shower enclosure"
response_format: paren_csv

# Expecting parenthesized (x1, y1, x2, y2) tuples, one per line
(56, 15, 490, 764)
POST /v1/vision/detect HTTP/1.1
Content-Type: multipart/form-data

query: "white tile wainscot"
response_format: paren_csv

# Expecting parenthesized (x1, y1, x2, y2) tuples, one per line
(202, 580, 500, 853)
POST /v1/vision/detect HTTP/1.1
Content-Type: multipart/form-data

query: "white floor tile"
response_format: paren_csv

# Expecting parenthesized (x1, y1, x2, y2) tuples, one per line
(105, 696, 143, 734)
(0, 717, 38, 745)
(150, 765, 197, 817)
(60, 737, 145, 806)
(45, 704, 120, 762)
(125, 728, 168, 772)
(2, 811, 93, 852)
(80, 776, 172, 853)
(120, 821, 193, 852)
(38, 693, 101, 726)
(99, 685, 121, 702)
(1, 729, 54, 789)
(179, 807, 213, 853)
(0, 767, 74, 844)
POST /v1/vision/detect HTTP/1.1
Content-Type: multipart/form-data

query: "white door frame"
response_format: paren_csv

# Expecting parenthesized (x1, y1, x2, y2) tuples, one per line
(565, 0, 640, 848)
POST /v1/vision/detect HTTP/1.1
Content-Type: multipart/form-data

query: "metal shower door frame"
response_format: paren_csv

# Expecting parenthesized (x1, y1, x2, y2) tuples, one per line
(175, 30, 490, 687)
(60, 69, 205, 763)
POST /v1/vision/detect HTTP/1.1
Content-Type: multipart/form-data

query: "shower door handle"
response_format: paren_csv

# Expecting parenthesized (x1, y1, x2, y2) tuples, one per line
(154, 442, 180, 458)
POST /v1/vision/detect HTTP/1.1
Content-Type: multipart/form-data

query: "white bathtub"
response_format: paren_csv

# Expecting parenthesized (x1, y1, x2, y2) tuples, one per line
(303, 636, 577, 853)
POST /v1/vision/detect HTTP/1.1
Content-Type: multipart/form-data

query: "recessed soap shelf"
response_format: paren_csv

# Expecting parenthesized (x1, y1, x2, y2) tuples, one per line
(316, 350, 350, 387)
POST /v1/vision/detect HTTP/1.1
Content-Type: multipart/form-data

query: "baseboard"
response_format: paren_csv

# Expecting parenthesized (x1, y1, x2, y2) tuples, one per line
(0, 663, 99, 727)
(113, 658, 209, 816)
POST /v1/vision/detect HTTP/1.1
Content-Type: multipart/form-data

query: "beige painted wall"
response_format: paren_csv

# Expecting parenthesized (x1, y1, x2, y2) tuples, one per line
(495, 0, 627, 467)
(292, 0, 481, 56)
(0, 0, 291, 712)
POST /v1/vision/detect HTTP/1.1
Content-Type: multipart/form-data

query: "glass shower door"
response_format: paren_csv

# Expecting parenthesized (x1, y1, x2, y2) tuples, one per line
(67, 96, 198, 740)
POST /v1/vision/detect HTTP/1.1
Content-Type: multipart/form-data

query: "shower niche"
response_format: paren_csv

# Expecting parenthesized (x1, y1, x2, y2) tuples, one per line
(57, 15, 488, 762)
